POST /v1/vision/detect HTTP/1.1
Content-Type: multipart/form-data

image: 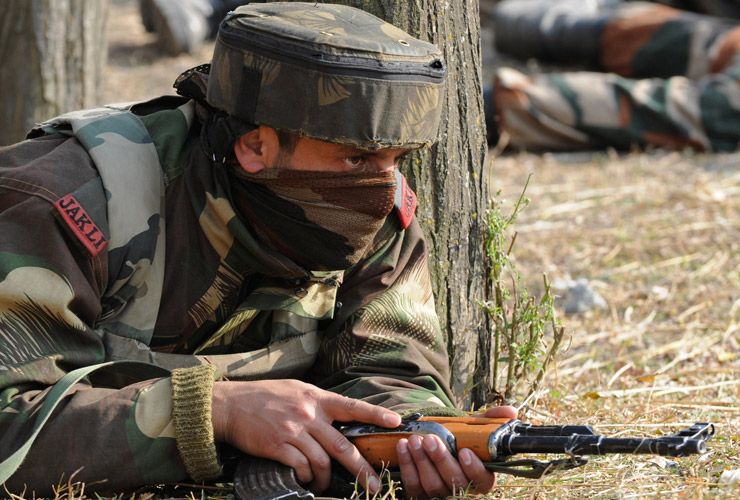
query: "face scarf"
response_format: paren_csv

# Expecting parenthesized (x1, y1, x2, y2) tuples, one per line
(230, 167, 397, 271)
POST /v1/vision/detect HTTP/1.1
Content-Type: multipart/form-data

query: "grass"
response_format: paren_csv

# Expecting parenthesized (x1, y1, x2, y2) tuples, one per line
(482, 148, 739, 498)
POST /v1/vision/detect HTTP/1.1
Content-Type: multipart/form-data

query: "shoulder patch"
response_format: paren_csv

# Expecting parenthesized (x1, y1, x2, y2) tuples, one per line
(54, 195, 108, 257)
(394, 170, 417, 229)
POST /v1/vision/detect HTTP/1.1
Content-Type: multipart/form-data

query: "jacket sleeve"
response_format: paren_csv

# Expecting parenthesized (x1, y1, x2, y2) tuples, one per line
(0, 137, 210, 496)
(491, 1, 740, 152)
(308, 218, 457, 414)
(493, 64, 740, 153)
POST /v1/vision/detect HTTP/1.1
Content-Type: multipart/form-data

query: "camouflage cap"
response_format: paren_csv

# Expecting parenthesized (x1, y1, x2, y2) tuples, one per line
(206, 2, 446, 149)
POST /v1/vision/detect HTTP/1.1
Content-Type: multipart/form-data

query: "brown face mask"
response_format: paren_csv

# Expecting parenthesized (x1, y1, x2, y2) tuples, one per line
(231, 167, 396, 271)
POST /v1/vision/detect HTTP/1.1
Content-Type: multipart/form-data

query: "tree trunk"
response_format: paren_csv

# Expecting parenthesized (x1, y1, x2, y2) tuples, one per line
(333, 0, 491, 408)
(0, 0, 109, 146)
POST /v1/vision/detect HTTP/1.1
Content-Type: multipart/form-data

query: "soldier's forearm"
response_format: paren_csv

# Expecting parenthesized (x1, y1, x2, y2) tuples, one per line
(2, 378, 188, 496)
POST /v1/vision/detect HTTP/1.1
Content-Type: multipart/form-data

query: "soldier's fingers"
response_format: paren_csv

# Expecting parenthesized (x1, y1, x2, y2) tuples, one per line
(312, 424, 382, 495)
(292, 434, 333, 493)
(406, 435, 450, 498)
(321, 393, 401, 428)
(275, 443, 313, 485)
(397, 438, 426, 499)
(421, 435, 470, 494)
(481, 405, 518, 419)
(458, 448, 496, 493)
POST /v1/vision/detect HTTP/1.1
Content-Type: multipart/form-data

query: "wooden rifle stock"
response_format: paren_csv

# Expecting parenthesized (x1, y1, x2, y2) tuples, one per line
(344, 416, 511, 468)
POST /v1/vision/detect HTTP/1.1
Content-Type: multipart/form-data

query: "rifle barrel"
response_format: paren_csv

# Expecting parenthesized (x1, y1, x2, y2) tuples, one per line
(502, 434, 707, 457)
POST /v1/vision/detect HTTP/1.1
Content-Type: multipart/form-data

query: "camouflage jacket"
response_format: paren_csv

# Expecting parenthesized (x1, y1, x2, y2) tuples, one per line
(0, 99, 454, 495)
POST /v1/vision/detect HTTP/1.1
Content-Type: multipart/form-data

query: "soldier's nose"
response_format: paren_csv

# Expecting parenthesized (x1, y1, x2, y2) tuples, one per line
(374, 159, 398, 172)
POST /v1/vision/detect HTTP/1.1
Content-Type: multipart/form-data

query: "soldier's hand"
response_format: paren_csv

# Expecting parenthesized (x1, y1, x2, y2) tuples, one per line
(211, 379, 401, 494)
(396, 405, 518, 499)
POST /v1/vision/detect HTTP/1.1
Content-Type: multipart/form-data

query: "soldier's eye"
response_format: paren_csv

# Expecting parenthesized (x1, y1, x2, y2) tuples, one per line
(345, 155, 368, 169)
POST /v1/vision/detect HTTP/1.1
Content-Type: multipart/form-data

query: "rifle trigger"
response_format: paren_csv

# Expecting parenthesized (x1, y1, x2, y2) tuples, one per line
(341, 420, 457, 456)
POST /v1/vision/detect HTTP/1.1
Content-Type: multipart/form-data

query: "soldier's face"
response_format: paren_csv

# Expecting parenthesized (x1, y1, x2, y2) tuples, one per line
(234, 126, 412, 174)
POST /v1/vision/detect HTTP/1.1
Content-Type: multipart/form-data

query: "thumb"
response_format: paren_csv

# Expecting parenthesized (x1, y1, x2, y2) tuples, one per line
(482, 405, 518, 419)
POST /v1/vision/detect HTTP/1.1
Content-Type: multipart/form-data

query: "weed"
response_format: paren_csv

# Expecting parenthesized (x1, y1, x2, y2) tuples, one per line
(478, 175, 566, 407)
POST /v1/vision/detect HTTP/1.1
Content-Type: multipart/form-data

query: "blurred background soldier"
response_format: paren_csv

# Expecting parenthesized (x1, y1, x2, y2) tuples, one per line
(139, 0, 251, 55)
(483, 0, 740, 152)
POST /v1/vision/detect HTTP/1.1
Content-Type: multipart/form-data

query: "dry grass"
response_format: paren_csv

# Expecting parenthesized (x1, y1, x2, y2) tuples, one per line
(483, 149, 739, 498)
(73, 1, 740, 498)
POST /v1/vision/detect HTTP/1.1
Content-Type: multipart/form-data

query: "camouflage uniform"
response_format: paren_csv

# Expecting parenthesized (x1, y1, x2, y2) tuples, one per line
(487, 0, 740, 151)
(0, 3, 452, 495)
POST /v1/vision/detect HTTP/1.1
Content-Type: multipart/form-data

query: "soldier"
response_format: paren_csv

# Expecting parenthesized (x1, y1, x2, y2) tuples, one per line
(485, 0, 740, 152)
(0, 3, 515, 498)
(139, 0, 250, 55)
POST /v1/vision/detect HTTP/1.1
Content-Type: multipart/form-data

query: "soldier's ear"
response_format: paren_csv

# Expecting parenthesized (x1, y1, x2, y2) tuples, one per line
(234, 126, 279, 173)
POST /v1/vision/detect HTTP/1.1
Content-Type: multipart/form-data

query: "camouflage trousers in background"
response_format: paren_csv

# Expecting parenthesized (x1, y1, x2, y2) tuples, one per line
(487, 0, 740, 152)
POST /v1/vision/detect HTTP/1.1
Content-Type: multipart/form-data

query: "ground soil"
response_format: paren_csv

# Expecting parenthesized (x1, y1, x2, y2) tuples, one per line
(102, 1, 738, 498)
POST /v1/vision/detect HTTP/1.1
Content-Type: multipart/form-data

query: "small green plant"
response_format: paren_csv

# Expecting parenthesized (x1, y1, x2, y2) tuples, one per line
(480, 175, 566, 406)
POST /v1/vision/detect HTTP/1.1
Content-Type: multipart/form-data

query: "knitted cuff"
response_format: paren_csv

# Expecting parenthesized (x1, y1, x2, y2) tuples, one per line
(171, 364, 221, 482)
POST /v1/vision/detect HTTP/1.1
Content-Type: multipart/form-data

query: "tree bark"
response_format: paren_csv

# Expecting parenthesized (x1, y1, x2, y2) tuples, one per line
(0, 0, 109, 146)
(332, 0, 491, 408)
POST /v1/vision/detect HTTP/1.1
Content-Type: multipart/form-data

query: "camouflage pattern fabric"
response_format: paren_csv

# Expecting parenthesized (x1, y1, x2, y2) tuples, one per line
(207, 2, 446, 149)
(489, 0, 740, 151)
(231, 168, 397, 271)
(0, 99, 453, 495)
(646, 0, 740, 18)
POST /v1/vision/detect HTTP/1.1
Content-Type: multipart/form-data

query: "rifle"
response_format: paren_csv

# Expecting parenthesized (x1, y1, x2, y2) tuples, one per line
(341, 413, 714, 479)
(234, 413, 714, 499)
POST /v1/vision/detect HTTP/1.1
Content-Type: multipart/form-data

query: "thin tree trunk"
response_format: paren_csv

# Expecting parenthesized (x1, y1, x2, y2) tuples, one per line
(334, 0, 491, 408)
(0, 0, 109, 146)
